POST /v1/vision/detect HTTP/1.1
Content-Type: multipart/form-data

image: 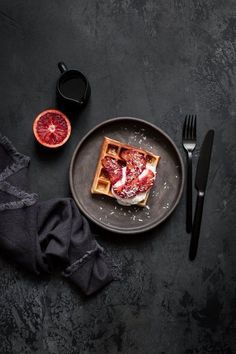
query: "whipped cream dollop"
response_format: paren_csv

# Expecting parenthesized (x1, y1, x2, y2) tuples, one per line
(111, 163, 156, 206)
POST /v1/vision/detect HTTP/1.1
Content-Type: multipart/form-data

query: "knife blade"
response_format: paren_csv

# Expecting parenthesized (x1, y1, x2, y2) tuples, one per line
(189, 130, 214, 261)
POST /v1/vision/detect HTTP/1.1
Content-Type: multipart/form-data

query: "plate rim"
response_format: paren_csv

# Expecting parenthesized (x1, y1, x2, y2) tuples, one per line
(69, 117, 185, 234)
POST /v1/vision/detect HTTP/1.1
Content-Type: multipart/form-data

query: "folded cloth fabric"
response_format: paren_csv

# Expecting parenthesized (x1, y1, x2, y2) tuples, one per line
(0, 132, 114, 295)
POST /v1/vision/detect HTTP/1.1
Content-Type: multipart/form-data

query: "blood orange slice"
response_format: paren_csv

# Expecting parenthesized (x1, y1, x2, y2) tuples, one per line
(101, 156, 123, 185)
(33, 109, 71, 148)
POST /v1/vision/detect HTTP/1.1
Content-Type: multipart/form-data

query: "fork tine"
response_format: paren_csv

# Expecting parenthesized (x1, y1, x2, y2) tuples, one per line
(192, 115, 195, 139)
(183, 115, 187, 139)
(183, 115, 197, 140)
(193, 115, 197, 139)
(190, 115, 194, 139)
(185, 115, 189, 139)
(186, 115, 191, 139)
(191, 115, 194, 139)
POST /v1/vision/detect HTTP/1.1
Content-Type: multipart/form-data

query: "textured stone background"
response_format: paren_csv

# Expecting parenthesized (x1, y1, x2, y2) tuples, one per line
(0, 0, 236, 353)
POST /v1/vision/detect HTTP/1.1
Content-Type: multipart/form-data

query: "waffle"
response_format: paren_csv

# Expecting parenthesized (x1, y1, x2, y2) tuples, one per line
(91, 137, 160, 206)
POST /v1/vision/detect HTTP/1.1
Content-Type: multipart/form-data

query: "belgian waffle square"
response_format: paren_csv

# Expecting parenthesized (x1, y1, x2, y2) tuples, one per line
(91, 137, 160, 206)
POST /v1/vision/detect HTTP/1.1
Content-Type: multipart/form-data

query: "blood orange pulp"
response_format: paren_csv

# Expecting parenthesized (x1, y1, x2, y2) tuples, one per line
(33, 109, 71, 148)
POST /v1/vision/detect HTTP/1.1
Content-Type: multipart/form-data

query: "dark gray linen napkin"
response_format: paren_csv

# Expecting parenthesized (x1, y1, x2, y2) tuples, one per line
(0, 132, 114, 295)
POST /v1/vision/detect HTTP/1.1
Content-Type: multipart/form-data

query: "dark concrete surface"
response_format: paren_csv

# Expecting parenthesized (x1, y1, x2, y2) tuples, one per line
(0, 1, 236, 353)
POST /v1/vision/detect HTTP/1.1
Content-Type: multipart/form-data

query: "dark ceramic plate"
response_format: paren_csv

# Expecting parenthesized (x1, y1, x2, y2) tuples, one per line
(70, 117, 184, 234)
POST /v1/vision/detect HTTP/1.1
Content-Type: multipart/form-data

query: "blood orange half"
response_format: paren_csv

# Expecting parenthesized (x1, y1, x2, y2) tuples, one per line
(33, 109, 71, 148)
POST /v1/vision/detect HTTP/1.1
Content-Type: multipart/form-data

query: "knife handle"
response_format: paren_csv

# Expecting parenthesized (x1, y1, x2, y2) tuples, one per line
(186, 151, 193, 233)
(189, 191, 205, 261)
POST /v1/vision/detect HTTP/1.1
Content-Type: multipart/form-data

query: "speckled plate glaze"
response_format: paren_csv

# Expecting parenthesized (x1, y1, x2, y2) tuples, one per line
(69, 117, 184, 234)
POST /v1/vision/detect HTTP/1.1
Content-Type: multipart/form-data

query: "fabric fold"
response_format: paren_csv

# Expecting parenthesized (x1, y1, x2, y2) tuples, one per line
(0, 132, 115, 295)
(64, 251, 113, 295)
(37, 198, 113, 294)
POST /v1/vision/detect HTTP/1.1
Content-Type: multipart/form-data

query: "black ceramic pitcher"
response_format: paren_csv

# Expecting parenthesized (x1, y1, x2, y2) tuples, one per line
(56, 62, 91, 109)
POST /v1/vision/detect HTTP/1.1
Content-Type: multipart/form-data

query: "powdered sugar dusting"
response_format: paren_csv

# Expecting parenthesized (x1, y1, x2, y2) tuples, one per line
(96, 199, 155, 224)
(127, 128, 154, 151)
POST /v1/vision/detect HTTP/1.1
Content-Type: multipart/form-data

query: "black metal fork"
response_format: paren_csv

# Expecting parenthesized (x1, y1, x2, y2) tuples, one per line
(182, 115, 197, 233)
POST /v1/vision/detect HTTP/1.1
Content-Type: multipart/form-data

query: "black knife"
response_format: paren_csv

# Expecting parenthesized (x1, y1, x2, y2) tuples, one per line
(189, 130, 214, 261)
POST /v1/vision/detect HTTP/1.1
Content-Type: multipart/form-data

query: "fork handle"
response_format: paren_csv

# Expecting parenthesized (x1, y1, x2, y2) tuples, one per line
(186, 151, 192, 233)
